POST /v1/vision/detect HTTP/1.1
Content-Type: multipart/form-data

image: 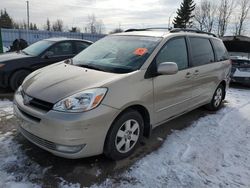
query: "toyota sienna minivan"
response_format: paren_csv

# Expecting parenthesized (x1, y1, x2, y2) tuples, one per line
(14, 28, 231, 160)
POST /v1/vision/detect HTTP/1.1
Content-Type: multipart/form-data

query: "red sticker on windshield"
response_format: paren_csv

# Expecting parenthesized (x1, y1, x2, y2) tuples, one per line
(133, 48, 148, 56)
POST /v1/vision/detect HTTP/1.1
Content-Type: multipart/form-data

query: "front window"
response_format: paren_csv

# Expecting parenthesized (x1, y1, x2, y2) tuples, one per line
(73, 35, 162, 73)
(23, 40, 54, 56)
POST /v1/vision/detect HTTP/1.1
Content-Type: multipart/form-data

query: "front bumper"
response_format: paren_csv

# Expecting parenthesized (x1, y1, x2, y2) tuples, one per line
(14, 91, 119, 159)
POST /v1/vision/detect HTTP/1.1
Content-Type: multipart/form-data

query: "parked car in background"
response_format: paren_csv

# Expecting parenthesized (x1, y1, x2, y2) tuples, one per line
(231, 57, 250, 85)
(0, 38, 92, 90)
(14, 28, 231, 160)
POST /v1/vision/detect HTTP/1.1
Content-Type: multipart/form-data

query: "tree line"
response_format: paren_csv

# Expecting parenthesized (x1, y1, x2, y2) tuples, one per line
(0, 9, 105, 34)
(173, 0, 250, 36)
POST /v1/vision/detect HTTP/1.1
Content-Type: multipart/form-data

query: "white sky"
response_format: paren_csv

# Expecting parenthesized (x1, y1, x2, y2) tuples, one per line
(1, 0, 249, 34)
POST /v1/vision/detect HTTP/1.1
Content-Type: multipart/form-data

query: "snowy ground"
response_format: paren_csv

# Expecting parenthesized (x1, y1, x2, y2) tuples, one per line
(0, 88, 250, 188)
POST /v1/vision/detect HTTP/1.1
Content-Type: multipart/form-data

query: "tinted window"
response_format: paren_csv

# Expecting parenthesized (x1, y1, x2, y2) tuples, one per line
(50, 42, 73, 56)
(212, 39, 229, 61)
(156, 37, 188, 70)
(76, 42, 89, 54)
(190, 37, 215, 66)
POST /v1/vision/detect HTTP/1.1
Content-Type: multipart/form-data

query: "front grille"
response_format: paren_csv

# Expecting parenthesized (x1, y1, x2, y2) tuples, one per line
(19, 126, 56, 151)
(21, 90, 54, 112)
(29, 98, 54, 112)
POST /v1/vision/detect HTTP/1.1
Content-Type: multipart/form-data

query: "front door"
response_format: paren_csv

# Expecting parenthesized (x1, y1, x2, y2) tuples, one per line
(153, 37, 194, 125)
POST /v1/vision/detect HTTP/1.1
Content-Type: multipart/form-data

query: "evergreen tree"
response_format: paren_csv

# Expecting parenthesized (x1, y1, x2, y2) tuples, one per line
(173, 0, 196, 28)
(0, 9, 14, 28)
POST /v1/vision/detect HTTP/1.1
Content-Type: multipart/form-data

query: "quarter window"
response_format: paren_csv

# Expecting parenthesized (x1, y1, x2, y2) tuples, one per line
(212, 39, 229, 61)
(190, 37, 215, 66)
(156, 37, 188, 70)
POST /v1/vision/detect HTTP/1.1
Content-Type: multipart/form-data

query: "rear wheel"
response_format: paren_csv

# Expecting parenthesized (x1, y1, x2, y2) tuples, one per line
(104, 110, 144, 160)
(205, 84, 225, 111)
(10, 70, 30, 91)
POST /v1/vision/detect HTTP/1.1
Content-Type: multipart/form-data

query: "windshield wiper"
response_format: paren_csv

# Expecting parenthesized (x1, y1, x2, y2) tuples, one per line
(78, 64, 106, 72)
(21, 50, 29, 55)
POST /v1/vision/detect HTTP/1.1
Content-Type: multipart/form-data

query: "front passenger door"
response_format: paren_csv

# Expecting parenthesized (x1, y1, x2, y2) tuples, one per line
(153, 37, 194, 125)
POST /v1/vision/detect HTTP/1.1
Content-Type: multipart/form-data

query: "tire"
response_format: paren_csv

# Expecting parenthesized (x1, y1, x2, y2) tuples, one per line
(104, 110, 144, 160)
(10, 70, 30, 91)
(205, 84, 225, 111)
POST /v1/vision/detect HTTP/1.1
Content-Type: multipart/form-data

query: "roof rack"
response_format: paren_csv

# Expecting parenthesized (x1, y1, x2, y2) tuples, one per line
(125, 27, 171, 32)
(170, 28, 217, 37)
(125, 27, 217, 37)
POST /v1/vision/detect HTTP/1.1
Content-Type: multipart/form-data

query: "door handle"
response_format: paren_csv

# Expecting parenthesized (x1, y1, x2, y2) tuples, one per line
(185, 72, 192, 78)
(194, 70, 199, 76)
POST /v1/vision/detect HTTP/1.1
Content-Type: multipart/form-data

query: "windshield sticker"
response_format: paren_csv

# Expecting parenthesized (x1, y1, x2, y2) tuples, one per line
(133, 48, 148, 56)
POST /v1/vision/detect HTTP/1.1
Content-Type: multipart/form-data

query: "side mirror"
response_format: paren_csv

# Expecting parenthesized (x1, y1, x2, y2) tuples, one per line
(157, 62, 178, 75)
(43, 51, 54, 59)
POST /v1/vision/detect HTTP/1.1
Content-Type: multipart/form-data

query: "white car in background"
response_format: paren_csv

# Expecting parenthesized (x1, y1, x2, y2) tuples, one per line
(231, 57, 250, 85)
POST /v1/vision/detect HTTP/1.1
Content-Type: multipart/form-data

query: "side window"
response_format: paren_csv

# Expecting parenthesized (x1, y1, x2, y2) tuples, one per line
(212, 39, 229, 61)
(49, 42, 73, 56)
(75, 42, 89, 54)
(190, 37, 215, 66)
(156, 37, 188, 70)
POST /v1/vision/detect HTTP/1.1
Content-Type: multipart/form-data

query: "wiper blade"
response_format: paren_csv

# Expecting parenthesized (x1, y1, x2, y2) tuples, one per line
(21, 50, 29, 55)
(78, 64, 105, 72)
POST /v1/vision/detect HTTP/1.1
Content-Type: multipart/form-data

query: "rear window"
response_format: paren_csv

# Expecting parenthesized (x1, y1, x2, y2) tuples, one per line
(212, 39, 229, 61)
(190, 37, 215, 66)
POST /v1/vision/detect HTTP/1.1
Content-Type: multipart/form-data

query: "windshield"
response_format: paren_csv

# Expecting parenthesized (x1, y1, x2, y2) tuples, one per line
(73, 35, 162, 73)
(23, 40, 54, 56)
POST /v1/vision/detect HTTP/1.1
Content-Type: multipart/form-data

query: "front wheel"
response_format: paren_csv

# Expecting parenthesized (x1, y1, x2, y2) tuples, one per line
(104, 110, 144, 160)
(205, 84, 225, 111)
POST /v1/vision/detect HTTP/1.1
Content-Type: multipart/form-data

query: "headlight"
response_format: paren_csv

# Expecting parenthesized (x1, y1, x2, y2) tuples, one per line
(53, 88, 107, 112)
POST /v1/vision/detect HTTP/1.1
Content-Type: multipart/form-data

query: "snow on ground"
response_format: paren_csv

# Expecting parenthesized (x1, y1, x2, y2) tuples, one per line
(0, 88, 250, 188)
(92, 88, 250, 188)
(0, 100, 14, 121)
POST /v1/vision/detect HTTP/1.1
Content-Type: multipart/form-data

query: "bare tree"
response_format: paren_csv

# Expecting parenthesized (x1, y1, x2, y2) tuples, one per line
(194, 0, 217, 32)
(233, 0, 250, 35)
(52, 19, 63, 32)
(85, 14, 105, 34)
(217, 0, 236, 37)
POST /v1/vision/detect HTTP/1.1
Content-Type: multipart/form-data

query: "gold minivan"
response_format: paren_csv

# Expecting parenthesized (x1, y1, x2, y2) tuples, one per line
(14, 28, 231, 160)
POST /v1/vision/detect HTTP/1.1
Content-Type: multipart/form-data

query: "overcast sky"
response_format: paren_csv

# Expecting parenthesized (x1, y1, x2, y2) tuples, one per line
(1, 0, 193, 32)
(1, 0, 248, 35)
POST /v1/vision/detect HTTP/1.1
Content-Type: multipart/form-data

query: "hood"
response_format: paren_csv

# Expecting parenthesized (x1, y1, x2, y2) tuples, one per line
(0, 52, 32, 63)
(22, 63, 123, 103)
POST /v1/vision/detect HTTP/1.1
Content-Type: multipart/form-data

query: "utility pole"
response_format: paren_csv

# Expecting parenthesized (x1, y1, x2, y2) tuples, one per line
(26, 1, 29, 30)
